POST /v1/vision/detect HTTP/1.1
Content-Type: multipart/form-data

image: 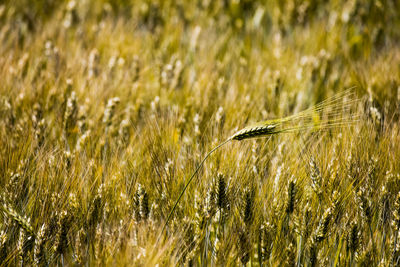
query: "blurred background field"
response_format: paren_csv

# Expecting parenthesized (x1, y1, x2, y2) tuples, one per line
(1, 0, 400, 266)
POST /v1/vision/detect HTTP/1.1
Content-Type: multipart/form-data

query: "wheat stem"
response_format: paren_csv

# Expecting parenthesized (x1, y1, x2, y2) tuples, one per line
(161, 138, 231, 235)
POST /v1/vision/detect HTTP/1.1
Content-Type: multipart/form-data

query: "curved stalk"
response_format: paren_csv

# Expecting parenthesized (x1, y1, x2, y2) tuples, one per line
(161, 138, 232, 235)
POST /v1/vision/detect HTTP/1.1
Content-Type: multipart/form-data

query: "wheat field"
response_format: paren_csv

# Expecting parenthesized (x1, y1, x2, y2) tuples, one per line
(1, 1, 400, 266)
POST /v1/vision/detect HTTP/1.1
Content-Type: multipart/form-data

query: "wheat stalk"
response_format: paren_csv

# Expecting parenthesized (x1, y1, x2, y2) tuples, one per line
(161, 90, 359, 235)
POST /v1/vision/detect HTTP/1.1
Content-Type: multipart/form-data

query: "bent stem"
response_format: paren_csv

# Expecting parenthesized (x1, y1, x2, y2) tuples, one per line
(160, 138, 232, 235)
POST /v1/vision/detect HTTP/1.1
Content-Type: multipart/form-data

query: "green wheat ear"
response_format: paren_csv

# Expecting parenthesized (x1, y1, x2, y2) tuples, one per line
(161, 89, 359, 235)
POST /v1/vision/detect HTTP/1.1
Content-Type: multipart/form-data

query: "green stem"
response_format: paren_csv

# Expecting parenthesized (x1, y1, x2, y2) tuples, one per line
(392, 228, 398, 267)
(297, 235, 303, 267)
(369, 223, 375, 262)
(160, 138, 231, 235)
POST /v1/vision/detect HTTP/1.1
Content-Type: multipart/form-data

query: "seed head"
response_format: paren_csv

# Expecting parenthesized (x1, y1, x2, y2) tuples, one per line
(231, 124, 276, 141)
(64, 91, 78, 133)
(103, 97, 120, 127)
(314, 207, 332, 243)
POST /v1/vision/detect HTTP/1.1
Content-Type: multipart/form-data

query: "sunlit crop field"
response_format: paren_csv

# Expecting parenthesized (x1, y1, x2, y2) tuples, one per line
(1, 1, 400, 266)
